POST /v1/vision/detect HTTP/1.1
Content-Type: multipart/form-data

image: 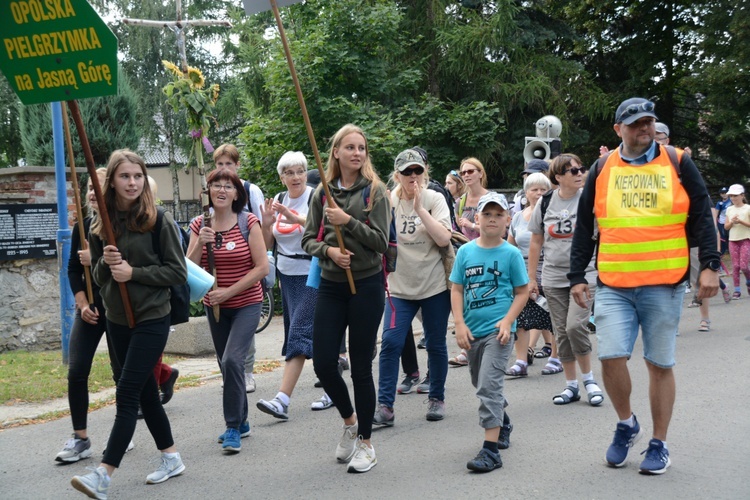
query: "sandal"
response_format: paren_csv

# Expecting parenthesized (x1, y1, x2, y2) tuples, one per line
(506, 361, 527, 378)
(552, 385, 581, 405)
(583, 379, 604, 406)
(534, 343, 552, 358)
(527, 347, 535, 365)
(698, 319, 710, 332)
(449, 351, 469, 367)
(541, 358, 563, 375)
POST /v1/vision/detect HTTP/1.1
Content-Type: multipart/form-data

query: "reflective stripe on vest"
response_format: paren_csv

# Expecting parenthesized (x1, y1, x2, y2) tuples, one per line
(594, 147, 689, 287)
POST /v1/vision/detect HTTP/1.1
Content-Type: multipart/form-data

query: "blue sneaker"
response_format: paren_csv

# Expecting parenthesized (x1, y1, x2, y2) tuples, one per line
(217, 421, 250, 443)
(605, 415, 644, 467)
(639, 439, 671, 475)
(221, 428, 241, 453)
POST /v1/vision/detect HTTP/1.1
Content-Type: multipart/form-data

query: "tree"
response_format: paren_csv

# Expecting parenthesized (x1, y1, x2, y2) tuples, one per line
(233, 0, 612, 191)
(19, 69, 139, 167)
(0, 78, 22, 168)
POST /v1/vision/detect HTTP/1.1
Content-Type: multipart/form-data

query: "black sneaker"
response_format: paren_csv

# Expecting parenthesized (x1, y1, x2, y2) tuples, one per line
(160, 368, 180, 405)
(498, 423, 513, 450)
(467, 448, 502, 472)
(417, 336, 427, 349)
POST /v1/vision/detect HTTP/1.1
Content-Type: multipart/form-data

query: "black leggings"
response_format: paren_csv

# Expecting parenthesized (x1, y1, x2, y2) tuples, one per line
(103, 315, 174, 468)
(313, 272, 385, 440)
(67, 297, 121, 431)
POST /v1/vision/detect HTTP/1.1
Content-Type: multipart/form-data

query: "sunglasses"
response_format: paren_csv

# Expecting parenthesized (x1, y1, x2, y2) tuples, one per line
(214, 233, 223, 249)
(400, 166, 424, 176)
(461, 168, 478, 176)
(565, 167, 587, 176)
(618, 101, 656, 122)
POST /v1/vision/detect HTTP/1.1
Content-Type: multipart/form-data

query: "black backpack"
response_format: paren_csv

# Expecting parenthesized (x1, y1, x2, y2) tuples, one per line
(153, 208, 190, 325)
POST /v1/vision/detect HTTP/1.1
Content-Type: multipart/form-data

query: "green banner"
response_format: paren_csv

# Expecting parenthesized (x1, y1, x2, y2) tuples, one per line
(0, 0, 118, 105)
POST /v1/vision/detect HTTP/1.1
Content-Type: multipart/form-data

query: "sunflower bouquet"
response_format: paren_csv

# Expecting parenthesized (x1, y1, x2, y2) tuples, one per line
(161, 60, 220, 172)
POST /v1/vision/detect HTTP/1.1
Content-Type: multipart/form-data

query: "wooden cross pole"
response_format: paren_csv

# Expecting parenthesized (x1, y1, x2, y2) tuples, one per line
(266, 0, 357, 293)
(122, 1, 231, 321)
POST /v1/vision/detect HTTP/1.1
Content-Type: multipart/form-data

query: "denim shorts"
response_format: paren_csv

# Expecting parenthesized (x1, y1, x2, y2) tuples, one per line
(594, 282, 686, 368)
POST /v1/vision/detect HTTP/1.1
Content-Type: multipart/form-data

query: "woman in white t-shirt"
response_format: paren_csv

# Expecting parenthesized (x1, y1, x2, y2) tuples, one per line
(724, 183, 750, 298)
(256, 151, 322, 419)
(373, 149, 453, 426)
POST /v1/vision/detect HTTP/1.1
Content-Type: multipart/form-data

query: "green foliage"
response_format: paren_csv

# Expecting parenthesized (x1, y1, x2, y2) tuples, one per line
(0, 77, 22, 168)
(19, 69, 139, 167)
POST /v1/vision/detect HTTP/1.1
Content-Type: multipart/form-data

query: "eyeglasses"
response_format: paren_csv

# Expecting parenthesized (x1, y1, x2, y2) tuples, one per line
(565, 167, 587, 176)
(618, 101, 656, 122)
(400, 166, 424, 176)
(461, 168, 478, 176)
(282, 169, 306, 178)
(214, 233, 223, 249)
(210, 184, 236, 192)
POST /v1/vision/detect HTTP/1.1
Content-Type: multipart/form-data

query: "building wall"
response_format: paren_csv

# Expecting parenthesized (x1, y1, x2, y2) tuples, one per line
(0, 167, 80, 352)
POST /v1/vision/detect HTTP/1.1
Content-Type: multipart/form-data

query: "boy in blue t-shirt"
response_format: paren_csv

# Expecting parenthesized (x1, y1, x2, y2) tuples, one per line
(449, 192, 529, 472)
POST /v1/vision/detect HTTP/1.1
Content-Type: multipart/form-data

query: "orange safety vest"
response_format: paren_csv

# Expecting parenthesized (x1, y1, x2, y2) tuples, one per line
(594, 146, 689, 287)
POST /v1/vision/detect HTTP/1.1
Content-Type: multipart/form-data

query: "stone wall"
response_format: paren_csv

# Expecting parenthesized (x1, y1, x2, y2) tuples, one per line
(0, 258, 61, 351)
(0, 166, 82, 352)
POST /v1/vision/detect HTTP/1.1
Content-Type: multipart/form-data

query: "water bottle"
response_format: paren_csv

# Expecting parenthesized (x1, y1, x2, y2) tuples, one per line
(535, 294, 549, 312)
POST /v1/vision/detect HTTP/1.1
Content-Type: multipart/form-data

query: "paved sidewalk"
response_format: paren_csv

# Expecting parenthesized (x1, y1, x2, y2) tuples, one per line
(0, 315, 430, 427)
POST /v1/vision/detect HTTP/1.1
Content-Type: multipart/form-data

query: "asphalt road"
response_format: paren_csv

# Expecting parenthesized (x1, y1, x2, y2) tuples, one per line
(1, 295, 748, 499)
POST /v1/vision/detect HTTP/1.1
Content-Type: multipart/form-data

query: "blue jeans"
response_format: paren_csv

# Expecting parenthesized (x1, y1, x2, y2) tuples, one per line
(595, 283, 686, 368)
(378, 290, 450, 407)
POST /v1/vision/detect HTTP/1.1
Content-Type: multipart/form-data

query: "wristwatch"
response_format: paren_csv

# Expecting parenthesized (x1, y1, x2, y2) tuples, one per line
(701, 260, 721, 272)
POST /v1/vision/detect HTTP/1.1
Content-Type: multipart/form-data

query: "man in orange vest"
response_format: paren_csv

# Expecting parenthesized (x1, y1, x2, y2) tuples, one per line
(568, 97, 720, 475)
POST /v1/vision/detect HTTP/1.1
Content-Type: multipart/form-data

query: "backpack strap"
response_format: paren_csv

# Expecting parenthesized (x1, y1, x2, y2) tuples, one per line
(238, 211, 250, 242)
(539, 189, 554, 229)
(457, 193, 467, 219)
(244, 181, 253, 214)
(152, 207, 165, 261)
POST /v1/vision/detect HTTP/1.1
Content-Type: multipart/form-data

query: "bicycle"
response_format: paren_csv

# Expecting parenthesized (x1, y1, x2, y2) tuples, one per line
(256, 286, 274, 333)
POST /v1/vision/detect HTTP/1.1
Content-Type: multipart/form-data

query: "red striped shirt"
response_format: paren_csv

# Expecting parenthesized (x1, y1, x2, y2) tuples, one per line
(190, 214, 263, 309)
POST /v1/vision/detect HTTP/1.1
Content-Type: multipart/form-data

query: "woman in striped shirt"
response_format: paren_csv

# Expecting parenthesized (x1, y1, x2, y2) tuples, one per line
(186, 168, 269, 454)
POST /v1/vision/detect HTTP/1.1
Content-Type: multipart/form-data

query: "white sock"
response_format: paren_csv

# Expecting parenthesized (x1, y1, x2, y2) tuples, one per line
(619, 415, 635, 427)
(566, 379, 579, 389)
(164, 451, 179, 458)
(582, 371, 594, 383)
(515, 359, 528, 367)
(275, 392, 290, 406)
(660, 441, 668, 450)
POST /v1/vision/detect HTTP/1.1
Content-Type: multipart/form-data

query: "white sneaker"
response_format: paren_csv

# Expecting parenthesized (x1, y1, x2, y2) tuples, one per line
(311, 393, 334, 411)
(245, 373, 256, 393)
(347, 440, 377, 473)
(56, 435, 92, 463)
(335, 421, 358, 463)
(146, 452, 185, 484)
(71, 466, 110, 499)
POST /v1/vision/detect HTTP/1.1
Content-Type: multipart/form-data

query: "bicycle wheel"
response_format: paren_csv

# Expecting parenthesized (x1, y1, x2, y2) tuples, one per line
(256, 288, 274, 333)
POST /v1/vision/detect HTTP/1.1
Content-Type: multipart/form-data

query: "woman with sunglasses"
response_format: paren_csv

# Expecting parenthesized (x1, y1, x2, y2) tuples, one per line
(455, 158, 490, 240)
(448, 158, 489, 366)
(186, 168, 269, 453)
(527, 154, 603, 407)
(374, 148, 453, 427)
(302, 124, 390, 473)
